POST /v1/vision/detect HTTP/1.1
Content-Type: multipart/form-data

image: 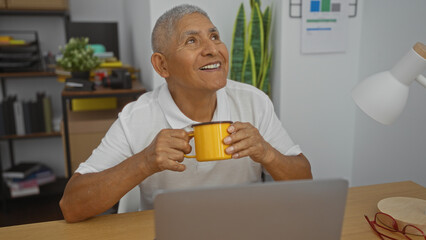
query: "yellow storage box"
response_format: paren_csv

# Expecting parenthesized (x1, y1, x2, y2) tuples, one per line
(71, 97, 117, 112)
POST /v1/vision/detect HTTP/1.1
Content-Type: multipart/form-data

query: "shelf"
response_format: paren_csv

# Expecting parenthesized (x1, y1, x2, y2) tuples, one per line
(0, 131, 61, 140)
(0, 9, 69, 17)
(0, 42, 37, 48)
(62, 80, 146, 98)
(0, 71, 57, 78)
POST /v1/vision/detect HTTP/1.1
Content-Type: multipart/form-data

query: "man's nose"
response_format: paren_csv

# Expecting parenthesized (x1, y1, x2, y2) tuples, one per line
(201, 40, 218, 56)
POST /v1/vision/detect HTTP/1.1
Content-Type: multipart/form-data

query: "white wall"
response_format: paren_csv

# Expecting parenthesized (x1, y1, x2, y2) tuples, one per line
(123, 0, 153, 91)
(352, 0, 426, 187)
(277, 1, 363, 182)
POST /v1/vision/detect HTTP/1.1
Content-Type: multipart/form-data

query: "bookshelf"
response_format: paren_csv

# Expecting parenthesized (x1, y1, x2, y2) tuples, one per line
(0, 3, 70, 213)
(0, 72, 61, 163)
(0, 72, 63, 211)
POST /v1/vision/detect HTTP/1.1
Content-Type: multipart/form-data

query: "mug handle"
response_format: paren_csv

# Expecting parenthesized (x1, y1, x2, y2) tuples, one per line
(184, 132, 196, 158)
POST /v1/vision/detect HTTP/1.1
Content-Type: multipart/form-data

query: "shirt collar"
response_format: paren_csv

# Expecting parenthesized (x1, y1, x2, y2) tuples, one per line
(158, 82, 230, 130)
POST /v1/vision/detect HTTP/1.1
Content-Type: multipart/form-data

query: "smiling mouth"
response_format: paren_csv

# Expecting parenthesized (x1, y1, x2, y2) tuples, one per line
(200, 62, 221, 70)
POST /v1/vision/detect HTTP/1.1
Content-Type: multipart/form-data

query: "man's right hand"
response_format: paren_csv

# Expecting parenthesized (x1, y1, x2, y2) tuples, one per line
(139, 129, 192, 175)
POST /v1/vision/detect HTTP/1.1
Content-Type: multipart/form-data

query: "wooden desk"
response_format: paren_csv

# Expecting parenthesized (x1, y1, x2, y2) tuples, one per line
(342, 181, 426, 239)
(1, 181, 425, 240)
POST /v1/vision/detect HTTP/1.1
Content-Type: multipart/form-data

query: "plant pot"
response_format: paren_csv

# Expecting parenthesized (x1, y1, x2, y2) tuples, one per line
(71, 71, 90, 79)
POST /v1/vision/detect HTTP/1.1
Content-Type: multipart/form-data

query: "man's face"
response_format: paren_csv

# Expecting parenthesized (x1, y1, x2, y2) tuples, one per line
(164, 13, 229, 93)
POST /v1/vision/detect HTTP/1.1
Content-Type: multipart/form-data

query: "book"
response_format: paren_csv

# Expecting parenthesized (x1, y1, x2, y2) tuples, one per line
(36, 92, 46, 133)
(10, 185, 40, 198)
(2, 162, 43, 179)
(0, 101, 5, 136)
(42, 96, 53, 133)
(13, 101, 26, 136)
(8, 96, 17, 135)
(7, 177, 38, 190)
(6, 165, 56, 189)
(22, 100, 32, 134)
(2, 96, 17, 135)
(30, 101, 40, 133)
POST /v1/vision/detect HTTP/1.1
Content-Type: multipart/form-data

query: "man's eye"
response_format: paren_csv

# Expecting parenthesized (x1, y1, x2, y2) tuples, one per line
(211, 35, 219, 41)
(187, 38, 195, 44)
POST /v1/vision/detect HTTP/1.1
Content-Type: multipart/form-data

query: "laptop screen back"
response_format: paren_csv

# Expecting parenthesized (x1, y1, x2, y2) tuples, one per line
(154, 179, 348, 240)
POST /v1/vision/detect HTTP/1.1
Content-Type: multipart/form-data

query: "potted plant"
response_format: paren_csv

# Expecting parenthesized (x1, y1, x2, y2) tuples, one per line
(57, 37, 101, 79)
(230, 0, 272, 96)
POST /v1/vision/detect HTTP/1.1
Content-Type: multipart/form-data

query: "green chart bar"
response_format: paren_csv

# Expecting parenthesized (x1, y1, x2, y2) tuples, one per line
(321, 0, 331, 12)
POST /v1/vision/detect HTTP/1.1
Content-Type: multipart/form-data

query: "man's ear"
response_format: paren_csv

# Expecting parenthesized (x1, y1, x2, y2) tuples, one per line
(151, 53, 170, 78)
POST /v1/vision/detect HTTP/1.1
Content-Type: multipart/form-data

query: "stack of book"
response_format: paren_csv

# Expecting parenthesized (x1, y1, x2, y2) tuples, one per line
(0, 92, 53, 137)
(2, 162, 56, 198)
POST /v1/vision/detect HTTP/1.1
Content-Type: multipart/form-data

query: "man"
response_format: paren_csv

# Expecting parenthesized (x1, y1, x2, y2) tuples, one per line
(60, 4, 312, 223)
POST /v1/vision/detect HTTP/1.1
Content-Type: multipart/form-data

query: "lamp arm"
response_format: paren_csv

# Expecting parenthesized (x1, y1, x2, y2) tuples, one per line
(417, 75, 426, 88)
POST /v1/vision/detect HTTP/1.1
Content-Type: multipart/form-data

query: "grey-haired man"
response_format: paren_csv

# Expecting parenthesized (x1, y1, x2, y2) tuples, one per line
(60, 4, 312, 223)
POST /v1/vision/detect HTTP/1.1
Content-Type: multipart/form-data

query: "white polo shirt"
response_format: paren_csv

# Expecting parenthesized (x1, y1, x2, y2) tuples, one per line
(76, 79, 302, 210)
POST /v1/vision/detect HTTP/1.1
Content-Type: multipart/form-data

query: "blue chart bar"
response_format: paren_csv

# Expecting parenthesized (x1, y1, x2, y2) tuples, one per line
(307, 27, 332, 31)
(311, 0, 320, 12)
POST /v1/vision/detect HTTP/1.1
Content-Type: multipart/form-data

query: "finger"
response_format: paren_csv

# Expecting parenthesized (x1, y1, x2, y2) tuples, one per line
(224, 127, 257, 145)
(225, 138, 254, 156)
(156, 134, 192, 154)
(165, 148, 187, 162)
(167, 138, 192, 154)
(161, 160, 186, 172)
(169, 129, 192, 141)
(228, 121, 252, 134)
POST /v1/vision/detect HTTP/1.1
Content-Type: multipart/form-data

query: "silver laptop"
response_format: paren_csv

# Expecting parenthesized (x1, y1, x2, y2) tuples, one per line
(154, 179, 348, 240)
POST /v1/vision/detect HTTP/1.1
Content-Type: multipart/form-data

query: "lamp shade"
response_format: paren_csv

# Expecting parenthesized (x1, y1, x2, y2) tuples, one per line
(352, 71, 409, 125)
(352, 42, 426, 125)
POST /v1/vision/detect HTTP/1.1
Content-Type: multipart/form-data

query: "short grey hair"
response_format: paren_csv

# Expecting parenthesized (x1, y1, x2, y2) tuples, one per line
(151, 4, 210, 53)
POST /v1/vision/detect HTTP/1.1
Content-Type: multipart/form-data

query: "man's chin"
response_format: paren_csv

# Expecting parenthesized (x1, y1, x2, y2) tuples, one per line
(212, 78, 227, 90)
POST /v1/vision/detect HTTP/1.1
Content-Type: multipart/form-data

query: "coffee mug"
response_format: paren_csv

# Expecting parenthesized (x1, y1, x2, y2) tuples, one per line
(184, 121, 233, 161)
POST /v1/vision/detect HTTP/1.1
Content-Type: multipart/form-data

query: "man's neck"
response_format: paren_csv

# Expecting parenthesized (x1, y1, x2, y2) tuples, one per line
(168, 87, 217, 123)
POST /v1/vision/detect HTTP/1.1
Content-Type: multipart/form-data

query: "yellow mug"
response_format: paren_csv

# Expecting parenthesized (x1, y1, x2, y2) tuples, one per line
(185, 121, 233, 161)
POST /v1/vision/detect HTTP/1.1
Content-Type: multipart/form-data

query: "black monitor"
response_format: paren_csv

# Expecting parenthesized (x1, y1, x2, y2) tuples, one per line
(66, 21, 119, 58)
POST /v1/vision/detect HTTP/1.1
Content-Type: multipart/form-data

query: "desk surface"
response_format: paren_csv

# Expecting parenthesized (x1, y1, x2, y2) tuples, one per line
(61, 80, 146, 98)
(1, 181, 425, 240)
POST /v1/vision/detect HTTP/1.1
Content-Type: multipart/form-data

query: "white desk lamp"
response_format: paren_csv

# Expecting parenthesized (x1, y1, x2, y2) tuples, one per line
(352, 42, 426, 234)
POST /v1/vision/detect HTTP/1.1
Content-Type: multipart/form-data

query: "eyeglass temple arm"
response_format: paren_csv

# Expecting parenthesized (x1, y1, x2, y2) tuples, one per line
(413, 42, 426, 88)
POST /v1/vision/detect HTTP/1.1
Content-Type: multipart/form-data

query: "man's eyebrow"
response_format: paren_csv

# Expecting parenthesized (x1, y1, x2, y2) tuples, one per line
(180, 27, 219, 39)
(182, 30, 199, 37)
(209, 27, 218, 33)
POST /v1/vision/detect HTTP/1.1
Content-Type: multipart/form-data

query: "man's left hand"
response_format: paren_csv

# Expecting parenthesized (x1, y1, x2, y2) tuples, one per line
(224, 122, 274, 165)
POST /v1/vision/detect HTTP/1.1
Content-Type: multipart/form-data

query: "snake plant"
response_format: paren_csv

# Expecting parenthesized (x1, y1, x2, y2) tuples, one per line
(230, 0, 273, 96)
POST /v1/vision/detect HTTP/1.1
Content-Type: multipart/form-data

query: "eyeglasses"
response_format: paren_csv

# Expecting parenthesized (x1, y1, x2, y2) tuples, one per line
(364, 212, 426, 240)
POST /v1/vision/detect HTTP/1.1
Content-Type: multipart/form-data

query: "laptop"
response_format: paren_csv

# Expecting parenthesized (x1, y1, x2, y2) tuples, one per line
(154, 179, 348, 240)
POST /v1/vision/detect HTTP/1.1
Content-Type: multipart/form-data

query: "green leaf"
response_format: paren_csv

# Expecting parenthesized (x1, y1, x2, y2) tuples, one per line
(258, 50, 272, 95)
(250, 0, 261, 9)
(230, 1, 272, 95)
(241, 46, 257, 86)
(248, 3, 264, 83)
(57, 37, 101, 72)
(262, 6, 272, 53)
(230, 3, 246, 82)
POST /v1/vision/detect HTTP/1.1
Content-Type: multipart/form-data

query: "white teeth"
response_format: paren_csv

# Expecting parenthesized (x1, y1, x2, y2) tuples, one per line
(200, 63, 220, 70)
